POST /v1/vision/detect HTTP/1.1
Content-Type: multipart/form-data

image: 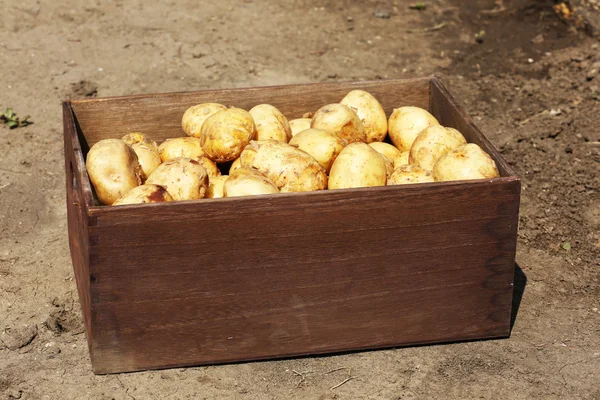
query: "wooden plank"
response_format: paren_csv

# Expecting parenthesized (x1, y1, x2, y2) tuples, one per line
(87, 178, 519, 374)
(63, 102, 94, 351)
(429, 77, 518, 177)
(70, 77, 431, 147)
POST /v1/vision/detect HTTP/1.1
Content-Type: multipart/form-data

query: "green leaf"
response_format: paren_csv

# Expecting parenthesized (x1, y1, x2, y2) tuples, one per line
(7, 120, 18, 128)
(409, 2, 426, 10)
(562, 242, 571, 251)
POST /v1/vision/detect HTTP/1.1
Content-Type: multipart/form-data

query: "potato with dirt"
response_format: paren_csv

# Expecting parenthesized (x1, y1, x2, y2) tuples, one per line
(340, 89, 387, 143)
(158, 137, 204, 162)
(388, 106, 439, 151)
(181, 103, 227, 138)
(223, 167, 279, 197)
(146, 157, 209, 200)
(112, 184, 174, 205)
(432, 143, 500, 181)
(369, 142, 402, 163)
(197, 157, 221, 178)
(394, 151, 410, 168)
(200, 107, 256, 162)
(240, 140, 327, 192)
(311, 103, 366, 144)
(388, 164, 435, 185)
(121, 132, 161, 181)
(289, 118, 312, 136)
(207, 175, 228, 199)
(86, 139, 143, 205)
(288, 128, 345, 173)
(409, 125, 467, 170)
(328, 142, 387, 189)
(249, 104, 292, 142)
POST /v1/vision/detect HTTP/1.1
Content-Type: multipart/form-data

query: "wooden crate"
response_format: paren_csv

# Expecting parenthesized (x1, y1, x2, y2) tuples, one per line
(63, 76, 520, 375)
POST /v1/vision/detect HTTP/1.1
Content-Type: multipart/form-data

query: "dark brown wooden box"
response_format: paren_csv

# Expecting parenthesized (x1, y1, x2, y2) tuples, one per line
(63, 76, 520, 375)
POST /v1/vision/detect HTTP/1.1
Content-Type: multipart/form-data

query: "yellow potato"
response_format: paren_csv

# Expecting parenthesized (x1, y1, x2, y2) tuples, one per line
(369, 142, 402, 162)
(288, 128, 345, 173)
(158, 137, 204, 162)
(340, 90, 387, 143)
(85, 139, 143, 205)
(223, 167, 279, 197)
(113, 184, 174, 206)
(200, 107, 256, 162)
(388, 106, 439, 151)
(249, 104, 292, 142)
(181, 103, 227, 138)
(381, 153, 395, 179)
(289, 118, 312, 136)
(388, 164, 434, 185)
(121, 132, 157, 148)
(207, 175, 229, 199)
(328, 142, 387, 190)
(146, 157, 209, 201)
(240, 140, 327, 192)
(120, 132, 161, 181)
(393, 151, 410, 168)
(433, 143, 500, 182)
(229, 158, 242, 174)
(311, 103, 366, 144)
(195, 156, 221, 178)
(409, 125, 467, 170)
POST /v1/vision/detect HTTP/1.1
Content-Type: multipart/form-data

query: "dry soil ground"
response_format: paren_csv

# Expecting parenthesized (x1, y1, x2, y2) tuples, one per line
(1, 0, 599, 399)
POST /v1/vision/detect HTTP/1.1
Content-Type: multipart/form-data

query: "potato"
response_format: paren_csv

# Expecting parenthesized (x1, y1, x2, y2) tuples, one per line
(433, 143, 500, 182)
(200, 107, 256, 162)
(86, 139, 143, 205)
(409, 125, 467, 170)
(381, 153, 395, 178)
(394, 151, 410, 168)
(340, 90, 387, 143)
(146, 157, 209, 201)
(113, 184, 174, 206)
(249, 104, 292, 142)
(288, 128, 345, 173)
(207, 175, 228, 199)
(240, 140, 327, 192)
(223, 167, 279, 197)
(181, 103, 227, 138)
(229, 158, 242, 174)
(311, 103, 366, 144)
(328, 142, 387, 190)
(289, 118, 312, 136)
(121, 132, 161, 181)
(388, 164, 434, 185)
(196, 156, 221, 178)
(121, 132, 157, 148)
(158, 137, 204, 162)
(369, 142, 401, 162)
(388, 106, 439, 151)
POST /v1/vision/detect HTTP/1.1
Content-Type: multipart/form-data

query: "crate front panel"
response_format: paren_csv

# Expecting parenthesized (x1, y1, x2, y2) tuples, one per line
(87, 180, 519, 373)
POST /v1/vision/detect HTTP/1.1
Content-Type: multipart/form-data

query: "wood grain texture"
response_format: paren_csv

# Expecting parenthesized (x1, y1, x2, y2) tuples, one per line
(86, 180, 519, 374)
(63, 103, 94, 351)
(63, 77, 521, 374)
(70, 78, 431, 147)
(429, 77, 516, 177)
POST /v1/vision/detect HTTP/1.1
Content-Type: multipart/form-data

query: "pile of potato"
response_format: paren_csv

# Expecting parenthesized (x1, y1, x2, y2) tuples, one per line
(85, 90, 500, 206)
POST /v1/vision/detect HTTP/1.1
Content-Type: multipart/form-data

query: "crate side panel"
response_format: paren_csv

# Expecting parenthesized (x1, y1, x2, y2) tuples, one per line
(63, 103, 93, 350)
(71, 78, 430, 146)
(88, 180, 519, 374)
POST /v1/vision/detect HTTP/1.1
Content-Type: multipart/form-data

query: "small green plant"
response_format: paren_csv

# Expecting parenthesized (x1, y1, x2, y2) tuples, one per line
(409, 2, 427, 10)
(1, 108, 33, 129)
